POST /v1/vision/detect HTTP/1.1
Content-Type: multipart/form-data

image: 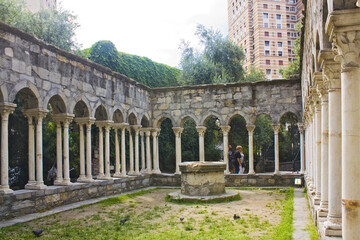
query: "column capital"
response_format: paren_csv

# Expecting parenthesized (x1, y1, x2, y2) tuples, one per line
(53, 113, 75, 125)
(172, 127, 184, 137)
(139, 131, 144, 137)
(298, 123, 305, 134)
(75, 117, 95, 126)
(246, 124, 255, 133)
(220, 125, 231, 135)
(326, 9, 360, 70)
(272, 124, 280, 133)
(151, 128, 161, 137)
(196, 126, 207, 137)
(319, 49, 341, 87)
(145, 130, 152, 137)
(132, 125, 142, 132)
(0, 102, 16, 115)
(96, 120, 114, 128)
(23, 108, 49, 120)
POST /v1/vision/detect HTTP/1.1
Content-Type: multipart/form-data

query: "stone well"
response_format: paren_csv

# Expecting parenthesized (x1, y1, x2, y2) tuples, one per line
(168, 162, 239, 202)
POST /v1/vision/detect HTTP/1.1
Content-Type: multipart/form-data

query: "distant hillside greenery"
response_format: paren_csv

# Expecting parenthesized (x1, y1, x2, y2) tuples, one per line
(83, 41, 181, 88)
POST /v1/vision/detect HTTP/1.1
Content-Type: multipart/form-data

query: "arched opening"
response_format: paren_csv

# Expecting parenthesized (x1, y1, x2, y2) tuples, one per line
(126, 113, 138, 173)
(254, 114, 274, 173)
(9, 88, 39, 189)
(95, 105, 108, 121)
(113, 109, 124, 124)
(141, 115, 150, 128)
(279, 112, 300, 172)
(158, 118, 175, 173)
(228, 115, 248, 173)
(181, 117, 199, 162)
(203, 115, 222, 162)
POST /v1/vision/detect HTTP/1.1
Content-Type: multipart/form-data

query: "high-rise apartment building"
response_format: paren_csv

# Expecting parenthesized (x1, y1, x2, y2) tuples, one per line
(23, 0, 57, 13)
(228, 0, 303, 80)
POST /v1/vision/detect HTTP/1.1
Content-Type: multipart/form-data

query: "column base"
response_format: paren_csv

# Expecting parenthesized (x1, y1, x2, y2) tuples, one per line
(77, 175, 87, 182)
(128, 170, 135, 175)
(25, 183, 47, 190)
(324, 217, 342, 237)
(77, 177, 94, 183)
(25, 181, 36, 189)
(152, 169, 161, 174)
(0, 186, 13, 194)
(314, 196, 321, 205)
(112, 173, 123, 178)
(97, 176, 113, 181)
(317, 207, 328, 218)
(133, 171, 141, 176)
(248, 170, 255, 175)
(96, 174, 105, 179)
(225, 170, 230, 175)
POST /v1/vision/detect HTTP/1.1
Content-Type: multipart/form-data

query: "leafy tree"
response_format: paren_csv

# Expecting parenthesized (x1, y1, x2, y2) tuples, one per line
(179, 24, 246, 85)
(245, 66, 267, 82)
(280, 21, 302, 78)
(0, 0, 80, 52)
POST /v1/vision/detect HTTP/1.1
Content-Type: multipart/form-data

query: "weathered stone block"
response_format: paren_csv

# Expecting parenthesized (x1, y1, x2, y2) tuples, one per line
(12, 200, 34, 210)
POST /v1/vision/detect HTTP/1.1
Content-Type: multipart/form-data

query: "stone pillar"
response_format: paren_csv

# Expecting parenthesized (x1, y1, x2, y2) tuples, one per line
(24, 112, 36, 188)
(246, 125, 256, 175)
(85, 119, 95, 181)
(318, 79, 329, 218)
(104, 124, 112, 179)
(128, 127, 135, 175)
(140, 130, 146, 173)
(34, 110, 48, 189)
(298, 124, 305, 174)
(62, 117, 73, 185)
(113, 126, 121, 177)
(133, 125, 141, 175)
(272, 124, 280, 175)
(97, 125, 104, 178)
(327, 15, 360, 238)
(173, 127, 184, 174)
(120, 124, 129, 177)
(151, 128, 161, 174)
(54, 120, 63, 185)
(320, 50, 342, 237)
(196, 126, 207, 162)
(220, 126, 231, 174)
(145, 129, 152, 173)
(0, 103, 15, 194)
(77, 123, 86, 181)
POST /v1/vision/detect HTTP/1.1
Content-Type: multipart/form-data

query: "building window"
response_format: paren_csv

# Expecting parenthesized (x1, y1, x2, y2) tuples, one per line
(263, 13, 269, 19)
(276, 5, 281, 10)
(291, 15, 297, 21)
(276, 14, 281, 20)
(266, 60, 271, 65)
(288, 40, 292, 46)
(290, 6, 296, 12)
(279, 60, 283, 65)
(265, 50, 270, 56)
(277, 32, 282, 38)
(263, 4, 268, 9)
(264, 23, 269, 28)
(265, 41, 270, 46)
(265, 31, 269, 36)
(266, 69, 271, 75)
(277, 24, 281, 29)
(278, 51, 283, 56)
(278, 42, 283, 47)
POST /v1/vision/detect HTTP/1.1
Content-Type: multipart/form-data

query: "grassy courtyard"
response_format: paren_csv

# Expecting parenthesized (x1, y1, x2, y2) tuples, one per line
(0, 188, 294, 240)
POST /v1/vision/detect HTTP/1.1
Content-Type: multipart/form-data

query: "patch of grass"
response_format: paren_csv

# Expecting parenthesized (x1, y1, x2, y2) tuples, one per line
(97, 188, 158, 207)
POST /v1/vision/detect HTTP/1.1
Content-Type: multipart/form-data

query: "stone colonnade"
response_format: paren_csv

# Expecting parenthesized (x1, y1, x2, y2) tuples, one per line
(303, 9, 360, 238)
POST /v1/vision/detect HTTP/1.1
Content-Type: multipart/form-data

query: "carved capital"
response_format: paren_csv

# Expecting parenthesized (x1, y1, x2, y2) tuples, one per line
(220, 125, 231, 135)
(246, 125, 255, 133)
(172, 127, 184, 138)
(23, 108, 49, 122)
(298, 123, 305, 134)
(196, 126, 207, 137)
(272, 124, 280, 133)
(0, 103, 16, 118)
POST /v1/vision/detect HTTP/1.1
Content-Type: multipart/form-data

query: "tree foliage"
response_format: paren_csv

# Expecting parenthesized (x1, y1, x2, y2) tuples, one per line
(87, 40, 181, 88)
(280, 21, 302, 78)
(0, 0, 80, 52)
(179, 24, 246, 85)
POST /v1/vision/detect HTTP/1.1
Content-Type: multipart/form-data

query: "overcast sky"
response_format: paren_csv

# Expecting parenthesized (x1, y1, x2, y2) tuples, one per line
(59, 0, 228, 68)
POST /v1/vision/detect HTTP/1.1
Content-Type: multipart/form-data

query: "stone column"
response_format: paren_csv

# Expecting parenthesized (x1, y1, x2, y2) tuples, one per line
(0, 104, 15, 194)
(152, 128, 161, 174)
(120, 124, 129, 177)
(128, 127, 135, 175)
(298, 124, 305, 174)
(54, 120, 63, 185)
(77, 123, 86, 181)
(327, 15, 360, 238)
(34, 110, 48, 189)
(196, 126, 207, 162)
(318, 79, 329, 218)
(272, 124, 280, 175)
(23, 111, 36, 188)
(85, 119, 95, 181)
(314, 74, 323, 205)
(97, 125, 104, 178)
(145, 129, 152, 173)
(104, 124, 112, 179)
(133, 125, 141, 175)
(113, 126, 121, 177)
(173, 127, 184, 174)
(246, 125, 256, 175)
(140, 130, 146, 173)
(62, 117, 72, 185)
(320, 50, 342, 236)
(220, 126, 231, 174)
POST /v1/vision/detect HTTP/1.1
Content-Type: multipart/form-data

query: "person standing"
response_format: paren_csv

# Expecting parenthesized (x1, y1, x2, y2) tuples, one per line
(234, 146, 242, 174)
(239, 146, 244, 174)
(228, 145, 234, 173)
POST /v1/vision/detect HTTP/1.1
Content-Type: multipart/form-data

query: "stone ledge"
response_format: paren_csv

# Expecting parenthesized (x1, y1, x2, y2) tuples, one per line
(167, 190, 239, 203)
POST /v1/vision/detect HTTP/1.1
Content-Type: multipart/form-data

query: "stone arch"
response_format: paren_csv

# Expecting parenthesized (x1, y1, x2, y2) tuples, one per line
(180, 114, 200, 128)
(128, 112, 138, 125)
(9, 81, 41, 109)
(43, 89, 68, 112)
(254, 112, 273, 123)
(109, 105, 126, 122)
(112, 109, 124, 123)
(226, 111, 248, 125)
(0, 84, 9, 102)
(69, 95, 92, 116)
(201, 111, 224, 126)
(153, 115, 176, 128)
(95, 105, 108, 121)
(279, 111, 300, 123)
(73, 100, 90, 118)
(47, 95, 67, 114)
(140, 114, 150, 127)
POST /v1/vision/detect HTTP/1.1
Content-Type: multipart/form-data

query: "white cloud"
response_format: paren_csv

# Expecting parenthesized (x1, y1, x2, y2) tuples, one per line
(60, 0, 228, 67)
